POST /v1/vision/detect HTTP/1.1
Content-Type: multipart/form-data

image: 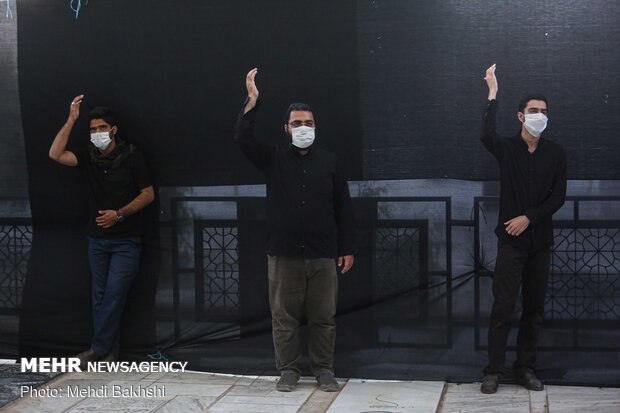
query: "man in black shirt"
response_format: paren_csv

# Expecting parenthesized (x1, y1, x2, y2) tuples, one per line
(480, 64, 567, 394)
(235, 68, 355, 392)
(49, 95, 154, 367)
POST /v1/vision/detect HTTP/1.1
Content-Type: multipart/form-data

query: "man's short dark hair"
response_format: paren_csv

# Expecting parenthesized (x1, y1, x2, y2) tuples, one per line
(284, 103, 313, 123)
(89, 106, 117, 126)
(518, 94, 548, 113)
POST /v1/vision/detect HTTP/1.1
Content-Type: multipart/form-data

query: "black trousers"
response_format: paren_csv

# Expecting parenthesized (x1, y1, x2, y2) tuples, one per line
(485, 239, 551, 375)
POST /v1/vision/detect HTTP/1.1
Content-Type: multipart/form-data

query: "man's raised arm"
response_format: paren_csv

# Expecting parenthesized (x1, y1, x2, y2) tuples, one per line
(235, 68, 271, 171)
(481, 64, 503, 160)
(49, 95, 83, 167)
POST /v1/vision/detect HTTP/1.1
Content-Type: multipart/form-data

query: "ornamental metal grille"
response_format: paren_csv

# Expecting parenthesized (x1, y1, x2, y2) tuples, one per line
(374, 227, 422, 300)
(548, 227, 620, 321)
(195, 224, 240, 319)
(0, 221, 32, 311)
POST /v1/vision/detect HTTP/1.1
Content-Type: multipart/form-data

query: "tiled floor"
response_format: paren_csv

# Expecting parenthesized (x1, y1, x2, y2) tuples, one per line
(0, 359, 60, 410)
(1, 364, 619, 413)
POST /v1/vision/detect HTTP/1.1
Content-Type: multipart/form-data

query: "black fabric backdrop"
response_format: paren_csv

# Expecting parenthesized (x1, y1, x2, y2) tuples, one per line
(2, 0, 619, 385)
(357, 1, 620, 180)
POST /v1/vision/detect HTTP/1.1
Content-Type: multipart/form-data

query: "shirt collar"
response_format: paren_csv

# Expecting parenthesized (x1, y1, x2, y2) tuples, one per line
(288, 143, 312, 156)
(516, 132, 545, 151)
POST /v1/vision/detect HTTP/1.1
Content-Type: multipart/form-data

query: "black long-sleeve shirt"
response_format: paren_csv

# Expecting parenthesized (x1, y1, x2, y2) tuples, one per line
(481, 99, 567, 250)
(235, 100, 355, 258)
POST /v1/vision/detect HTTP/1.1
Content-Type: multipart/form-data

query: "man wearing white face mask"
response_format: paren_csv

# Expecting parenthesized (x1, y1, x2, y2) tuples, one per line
(479, 64, 567, 394)
(49, 95, 154, 367)
(235, 68, 355, 393)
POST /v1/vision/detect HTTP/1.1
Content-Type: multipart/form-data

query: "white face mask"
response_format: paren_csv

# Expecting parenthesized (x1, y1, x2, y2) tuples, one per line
(291, 126, 315, 149)
(523, 113, 548, 138)
(90, 131, 112, 150)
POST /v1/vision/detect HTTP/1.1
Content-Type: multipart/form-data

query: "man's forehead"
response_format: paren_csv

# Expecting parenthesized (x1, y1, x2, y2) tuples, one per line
(525, 100, 547, 110)
(90, 118, 110, 126)
(289, 110, 314, 120)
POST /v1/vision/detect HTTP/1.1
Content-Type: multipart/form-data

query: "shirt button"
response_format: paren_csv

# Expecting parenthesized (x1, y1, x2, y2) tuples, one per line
(302, 184, 306, 188)
(302, 200, 306, 205)
(303, 169, 306, 173)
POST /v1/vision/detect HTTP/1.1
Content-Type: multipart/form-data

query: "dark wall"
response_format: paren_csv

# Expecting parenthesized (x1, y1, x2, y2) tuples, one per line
(17, 1, 620, 194)
(17, 0, 362, 206)
(358, 0, 620, 180)
(0, 0, 28, 198)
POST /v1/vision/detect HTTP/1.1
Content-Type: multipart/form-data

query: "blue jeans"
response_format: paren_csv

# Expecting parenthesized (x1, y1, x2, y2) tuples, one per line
(87, 236, 142, 357)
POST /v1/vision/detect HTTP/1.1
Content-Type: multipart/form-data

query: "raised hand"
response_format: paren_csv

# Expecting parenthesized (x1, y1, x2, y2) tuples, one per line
(484, 64, 498, 100)
(68, 95, 84, 123)
(243, 68, 259, 114)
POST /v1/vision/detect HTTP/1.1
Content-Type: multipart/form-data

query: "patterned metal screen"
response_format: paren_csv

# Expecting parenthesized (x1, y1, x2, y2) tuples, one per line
(194, 223, 240, 320)
(0, 220, 32, 313)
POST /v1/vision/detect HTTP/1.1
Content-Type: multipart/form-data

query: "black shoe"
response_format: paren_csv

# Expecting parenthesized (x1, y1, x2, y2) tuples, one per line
(316, 373, 340, 392)
(480, 374, 499, 394)
(517, 370, 544, 391)
(276, 371, 299, 392)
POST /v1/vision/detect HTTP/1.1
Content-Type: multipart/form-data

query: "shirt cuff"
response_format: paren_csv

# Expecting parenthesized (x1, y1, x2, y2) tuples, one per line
(240, 97, 262, 119)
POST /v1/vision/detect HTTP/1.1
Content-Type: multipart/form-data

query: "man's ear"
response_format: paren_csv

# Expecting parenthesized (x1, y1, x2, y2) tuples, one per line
(517, 112, 525, 123)
(284, 124, 289, 134)
(111, 125, 118, 136)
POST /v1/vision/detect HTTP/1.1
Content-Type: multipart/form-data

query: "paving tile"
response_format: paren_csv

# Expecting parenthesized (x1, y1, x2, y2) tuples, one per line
(0, 365, 63, 410)
(69, 371, 150, 381)
(0, 394, 84, 413)
(439, 383, 530, 413)
(64, 398, 167, 413)
(150, 381, 230, 397)
(546, 385, 620, 413)
(143, 371, 168, 381)
(155, 370, 242, 385)
(327, 379, 444, 413)
(48, 378, 113, 390)
(529, 387, 548, 413)
(208, 380, 316, 413)
(155, 395, 217, 413)
(226, 381, 314, 398)
(105, 380, 169, 398)
(298, 387, 340, 413)
(208, 402, 302, 413)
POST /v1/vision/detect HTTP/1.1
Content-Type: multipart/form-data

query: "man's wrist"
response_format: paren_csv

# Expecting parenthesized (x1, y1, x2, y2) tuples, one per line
(115, 209, 125, 222)
(243, 99, 258, 114)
